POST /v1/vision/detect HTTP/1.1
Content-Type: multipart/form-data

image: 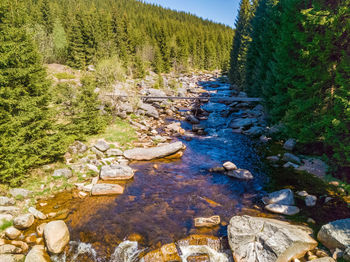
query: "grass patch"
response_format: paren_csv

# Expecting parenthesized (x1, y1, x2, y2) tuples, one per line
(92, 118, 137, 149)
(54, 72, 76, 80)
(0, 219, 13, 231)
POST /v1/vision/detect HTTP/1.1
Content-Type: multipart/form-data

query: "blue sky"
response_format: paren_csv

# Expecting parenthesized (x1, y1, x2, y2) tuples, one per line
(141, 0, 240, 28)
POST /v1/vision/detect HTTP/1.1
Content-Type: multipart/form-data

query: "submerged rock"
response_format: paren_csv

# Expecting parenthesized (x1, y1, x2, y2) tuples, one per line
(91, 183, 124, 196)
(317, 218, 350, 251)
(44, 220, 70, 254)
(223, 161, 237, 171)
(227, 169, 254, 180)
(124, 142, 184, 161)
(228, 215, 317, 262)
(265, 204, 300, 216)
(229, 118, 257, 129)
(28, 207, 47, 220)
(100, 165, 134, 180)
(262, 189, 295, 206)
(194, 215, 220, 228)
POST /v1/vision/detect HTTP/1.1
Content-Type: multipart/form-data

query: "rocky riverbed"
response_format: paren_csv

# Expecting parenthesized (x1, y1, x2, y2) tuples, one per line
(1, 72, 349, 262)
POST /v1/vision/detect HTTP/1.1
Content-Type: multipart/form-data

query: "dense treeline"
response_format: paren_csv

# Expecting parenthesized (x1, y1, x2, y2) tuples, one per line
(25, 0, 233, 74)
(0, 0, 233, 185)
(230, 0, 350, 176)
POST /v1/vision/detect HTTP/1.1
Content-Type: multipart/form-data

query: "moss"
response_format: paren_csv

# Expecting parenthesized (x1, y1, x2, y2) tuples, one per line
(54, 72, 76, 80)
(0, 219, 13, 231)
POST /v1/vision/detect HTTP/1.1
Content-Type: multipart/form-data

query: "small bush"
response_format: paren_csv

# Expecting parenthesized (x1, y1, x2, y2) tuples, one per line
(54, 72, 76, 80)
(96, 56, 126, 90)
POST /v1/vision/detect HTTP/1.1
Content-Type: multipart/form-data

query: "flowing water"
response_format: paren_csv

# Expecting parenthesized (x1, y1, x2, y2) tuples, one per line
(44, 79, 350, 262)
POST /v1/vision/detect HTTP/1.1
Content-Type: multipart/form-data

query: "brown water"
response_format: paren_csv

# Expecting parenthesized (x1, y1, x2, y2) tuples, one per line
(44, 80, 350, 262)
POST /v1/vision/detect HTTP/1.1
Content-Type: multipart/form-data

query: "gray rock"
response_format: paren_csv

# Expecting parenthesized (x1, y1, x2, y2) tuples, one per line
(186, 115, 200, 124)
(91, 147, 105, 159)
(265, 204, 300, 215)
(100, 165, 134, 181)
(91, 184, 124, 196)
(262, 189, 295, 206)
(283, 153, 302, 165)
(283, 161, 299, 169)
(106, 148, 123, 157)
(25, 245, 50, 262)
(5, 227, 21, 240)
(0, 254, 25, 262)
(118, 102, 133, 114)
(244, 126, 264, 137)
(297, 158, 328, 178)
(94, 139, 110, 152)
(138, 102, 159, 119)
(317, 218, 350, 250)
(305, 195, 317, 207)
(167, 122, 182, 133)
(52, 168, 72, 179)
(0, 244, 22, 254)
(0, 206, 20, 216)
(28, 207, 47, 220)
(44, 220, 70, 254)
(68, 141, 88, 154)
(9, 188, 32, 198)
(13, 214, 34, 229)
(284, 138, 297, 151)
(238, 91, 247, 97)
(0, 197, 15, 206)
(228, 215, 317, 262)
(229, 118, 257, 129)
(124, 142, 184, 161)
(227, 169, 253, 180)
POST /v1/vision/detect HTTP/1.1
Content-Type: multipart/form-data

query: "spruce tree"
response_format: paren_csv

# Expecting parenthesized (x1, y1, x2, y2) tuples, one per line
(0, 0, 64, 185)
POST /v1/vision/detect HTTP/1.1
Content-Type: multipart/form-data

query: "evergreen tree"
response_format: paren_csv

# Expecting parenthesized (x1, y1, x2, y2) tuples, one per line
(0, 0, 64, 185)
(229, 0, 253, 88)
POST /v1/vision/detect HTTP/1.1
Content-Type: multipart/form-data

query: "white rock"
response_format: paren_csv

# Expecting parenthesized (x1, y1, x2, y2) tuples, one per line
(223, 161, 237, 171)
(0, 197, 15, 206)
(106, 148, 123, 157)
(265, 204, 300, 215)
(91, 184, 124, 196)
(228, 215, 317, 262)
(297, 190, 309, 197)
(44, 220, 70, 254)
(94, 139, 110, 152)
(9, 188, 32, 198)
(263, 188, 295, 205)
(100, 165, 134, 180)
(13, 214, 34, 229)
(305, 195, 317, 207)
(28, 207, 47, 220)
(317, 218, 350, 250)
(5, 227, 21, 240)
(52, 168, 72, 179)
(25, 245, 50, 262)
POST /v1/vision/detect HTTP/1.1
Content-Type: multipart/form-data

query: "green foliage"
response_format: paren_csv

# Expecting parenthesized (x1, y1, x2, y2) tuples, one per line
(0, 219, 12, 231)
(237, 0, 350, 169)
(54, 72, 75, 80)
(0, 0, 66, 185)
(95, 56, 126, 89)
(52, 18, 68, 62)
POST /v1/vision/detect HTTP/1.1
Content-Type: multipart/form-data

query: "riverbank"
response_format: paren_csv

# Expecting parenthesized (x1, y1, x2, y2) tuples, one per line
(1, 72, 349, 262)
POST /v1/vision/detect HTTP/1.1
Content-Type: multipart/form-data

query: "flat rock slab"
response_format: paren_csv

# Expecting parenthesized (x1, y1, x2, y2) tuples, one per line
(0, 206, 20, 216)
(124, 142, 184, 161)
(100, 165, 134, 180)
(262, 189, 295, 206)
(94, 139, 110, 152)
(227, 169, 253, 180)
(265, 204, 300, 216)
(91, 184, 124, 196)
(317, 218, 350, 250)
(228, 215, 317, 262)
(194, 216, 221, 228)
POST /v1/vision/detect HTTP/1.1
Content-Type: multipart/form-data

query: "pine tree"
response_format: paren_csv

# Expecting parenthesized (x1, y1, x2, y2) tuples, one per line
(67, 14, 85, 69)
(40, 0, 54, 34)
(0, 0, 64, 185)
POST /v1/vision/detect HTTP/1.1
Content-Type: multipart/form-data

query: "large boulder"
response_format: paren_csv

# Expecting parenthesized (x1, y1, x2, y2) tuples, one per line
(317, 218, 350, 251)
(91, 184, 124, 196)
(13, 214, 34, 229)
(100, 165, 134, 180)
(25, 245, 50, 262)
(44, 220, 70, 254)
(5, 227, 21, 240)
(228, 215, 317, 262)
(262, 189, 295, 206)
(124, 142, 184, 161)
